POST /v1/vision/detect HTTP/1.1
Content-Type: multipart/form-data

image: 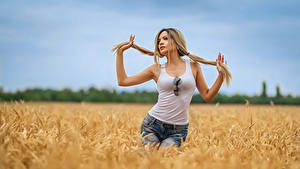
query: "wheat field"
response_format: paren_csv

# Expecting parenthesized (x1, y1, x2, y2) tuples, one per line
(0, 102, 299, 169)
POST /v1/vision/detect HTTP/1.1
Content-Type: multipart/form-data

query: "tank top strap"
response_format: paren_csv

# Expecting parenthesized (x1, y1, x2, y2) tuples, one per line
(160, 63, 166, 72)
(185, 59, 192, 74)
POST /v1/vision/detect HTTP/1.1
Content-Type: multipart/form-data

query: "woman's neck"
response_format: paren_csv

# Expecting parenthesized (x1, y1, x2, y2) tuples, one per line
(166, 53, 184, 66)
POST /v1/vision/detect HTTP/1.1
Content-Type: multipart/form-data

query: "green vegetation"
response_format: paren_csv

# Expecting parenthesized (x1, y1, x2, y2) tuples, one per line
(261, 81, 267, 98)
(276, 85, 282, 98)
(0, 84, 299, 105)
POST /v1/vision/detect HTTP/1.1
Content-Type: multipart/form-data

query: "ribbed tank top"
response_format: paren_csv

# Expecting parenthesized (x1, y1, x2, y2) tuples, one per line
(148, 59, 196, 125)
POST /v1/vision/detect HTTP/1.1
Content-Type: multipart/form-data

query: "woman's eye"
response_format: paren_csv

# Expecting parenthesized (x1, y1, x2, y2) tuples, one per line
(163, 37, 168, 40)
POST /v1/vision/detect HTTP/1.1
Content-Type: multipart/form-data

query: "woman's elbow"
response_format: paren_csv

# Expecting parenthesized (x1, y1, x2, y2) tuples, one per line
(203, 96, 214, 103)
(118, 79, 125, 86)
(118, 81, 127, 86)
(206, 99, 214, 103)
(118, 80, 131, 86)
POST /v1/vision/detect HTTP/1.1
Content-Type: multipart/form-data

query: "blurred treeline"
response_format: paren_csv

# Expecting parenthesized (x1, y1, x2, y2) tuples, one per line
(0, 83, 299, 105)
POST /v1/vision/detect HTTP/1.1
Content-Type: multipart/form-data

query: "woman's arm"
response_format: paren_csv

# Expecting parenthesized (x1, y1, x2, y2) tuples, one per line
(194, 53, 226, 103)
(116, 35, 154, 86)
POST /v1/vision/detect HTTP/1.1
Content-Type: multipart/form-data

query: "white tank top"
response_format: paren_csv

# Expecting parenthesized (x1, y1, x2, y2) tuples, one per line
(148, 59, 196, 125)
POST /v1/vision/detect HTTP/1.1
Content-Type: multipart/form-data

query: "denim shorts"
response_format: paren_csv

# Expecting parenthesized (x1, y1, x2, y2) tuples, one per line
(140, 114, 188, 147)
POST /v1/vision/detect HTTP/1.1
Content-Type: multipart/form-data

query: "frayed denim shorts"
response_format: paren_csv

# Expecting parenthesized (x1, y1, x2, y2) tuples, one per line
(140, 114, 188, 147)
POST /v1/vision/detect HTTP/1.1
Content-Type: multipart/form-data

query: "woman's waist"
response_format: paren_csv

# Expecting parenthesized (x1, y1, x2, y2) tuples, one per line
(148, 107, 189, 125)
(146, 113, 189, 129)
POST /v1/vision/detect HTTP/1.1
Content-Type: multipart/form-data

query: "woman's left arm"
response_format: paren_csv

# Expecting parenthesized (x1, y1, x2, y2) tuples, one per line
(194, 53, 226, 103)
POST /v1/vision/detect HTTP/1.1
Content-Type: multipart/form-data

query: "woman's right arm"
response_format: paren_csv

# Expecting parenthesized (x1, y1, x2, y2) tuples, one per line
(116, 35, 154, 86)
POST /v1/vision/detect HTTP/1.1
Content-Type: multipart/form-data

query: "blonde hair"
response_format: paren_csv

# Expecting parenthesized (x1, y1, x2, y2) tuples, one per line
(112, 28, 232, 85)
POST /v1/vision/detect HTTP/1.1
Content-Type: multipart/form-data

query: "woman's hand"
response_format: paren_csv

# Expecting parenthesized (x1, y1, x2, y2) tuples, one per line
(216, 52, 227, 74)
(119, 34, 135, 53)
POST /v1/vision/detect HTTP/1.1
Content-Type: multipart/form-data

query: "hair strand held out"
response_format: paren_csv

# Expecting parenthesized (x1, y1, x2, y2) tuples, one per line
(112, 28, 232, 85)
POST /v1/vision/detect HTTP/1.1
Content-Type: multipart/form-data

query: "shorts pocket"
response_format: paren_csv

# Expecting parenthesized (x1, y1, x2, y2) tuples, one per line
(143, 114, 156, 126)
(173, 127, 188, 141)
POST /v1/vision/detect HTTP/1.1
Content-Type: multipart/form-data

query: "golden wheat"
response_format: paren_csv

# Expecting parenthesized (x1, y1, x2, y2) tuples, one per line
(0, 102, 299, 169)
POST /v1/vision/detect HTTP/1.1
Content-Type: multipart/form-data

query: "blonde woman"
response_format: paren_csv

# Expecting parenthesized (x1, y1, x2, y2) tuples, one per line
(112, 28, 232, 148)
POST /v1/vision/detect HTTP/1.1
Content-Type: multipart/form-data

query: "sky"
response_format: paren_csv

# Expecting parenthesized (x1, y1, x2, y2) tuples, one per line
(1, 0, 300, 96)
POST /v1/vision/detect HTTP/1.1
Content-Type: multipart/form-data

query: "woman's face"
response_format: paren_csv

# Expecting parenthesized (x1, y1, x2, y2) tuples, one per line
(158, 31, 169, 56)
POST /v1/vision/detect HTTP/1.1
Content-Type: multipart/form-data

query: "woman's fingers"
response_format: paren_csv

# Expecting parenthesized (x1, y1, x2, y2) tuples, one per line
(120, 34, 135, 52)
(217, 53, 227, 64)
(216, 58, 221, 73)
(129, 34, 135, 46)
(216, 52, 229, 73)
(130, 34, 135, 43)
(129, 34, 135, 43)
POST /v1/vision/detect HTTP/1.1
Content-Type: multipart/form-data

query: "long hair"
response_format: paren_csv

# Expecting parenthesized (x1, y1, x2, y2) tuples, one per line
(112, 28, 232, 85)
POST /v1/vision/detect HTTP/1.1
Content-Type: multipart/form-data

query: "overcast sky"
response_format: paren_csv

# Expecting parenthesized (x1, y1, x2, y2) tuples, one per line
(1, 0, 300, 96)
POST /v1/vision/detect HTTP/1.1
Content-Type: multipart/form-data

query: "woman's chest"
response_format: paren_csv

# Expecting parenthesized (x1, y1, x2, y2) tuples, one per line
(157, 73, 196, 91)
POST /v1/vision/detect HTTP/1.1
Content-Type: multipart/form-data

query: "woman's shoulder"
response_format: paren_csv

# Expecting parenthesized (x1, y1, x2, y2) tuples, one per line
(189, 59, 200, 68)
(148, 63, 162, 69)
(146, 63, 161, 73)
(188, 59, 201, 77)
(146, 63, 161, 80)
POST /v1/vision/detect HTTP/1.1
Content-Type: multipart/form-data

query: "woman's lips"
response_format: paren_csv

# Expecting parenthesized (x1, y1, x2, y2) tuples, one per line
(160, 46, 165, 50)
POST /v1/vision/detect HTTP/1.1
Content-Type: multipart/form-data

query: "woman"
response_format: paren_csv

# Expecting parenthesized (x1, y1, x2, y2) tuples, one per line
(112, 28, 232, 148)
